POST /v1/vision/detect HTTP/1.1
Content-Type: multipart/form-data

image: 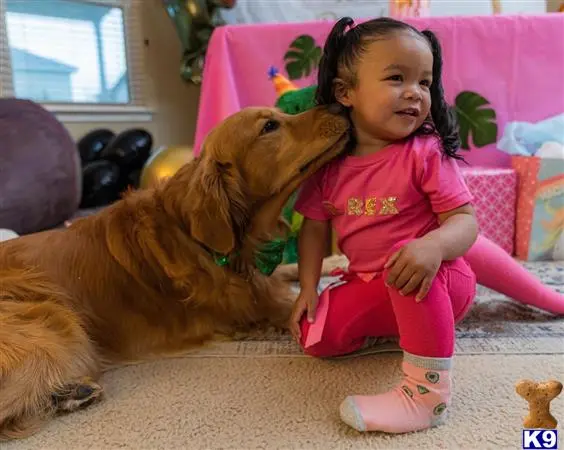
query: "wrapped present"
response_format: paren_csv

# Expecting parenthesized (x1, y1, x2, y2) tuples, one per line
(460, 167, 517, 255)
(511, 156, 564, 261)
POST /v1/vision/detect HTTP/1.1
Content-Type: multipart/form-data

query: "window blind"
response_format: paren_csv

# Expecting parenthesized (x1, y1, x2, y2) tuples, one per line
(122, 0, 145, 106)
(0, 0, 14, 97)
(0, 0, 146, 106)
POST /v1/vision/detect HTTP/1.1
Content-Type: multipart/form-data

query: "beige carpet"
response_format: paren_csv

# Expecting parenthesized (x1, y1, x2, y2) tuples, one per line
(1, 354, 563, 450)
(1, 262, 563, 450)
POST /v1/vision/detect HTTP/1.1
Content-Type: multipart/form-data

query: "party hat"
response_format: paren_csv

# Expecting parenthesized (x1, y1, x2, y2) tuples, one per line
(268, 66, 298, 98)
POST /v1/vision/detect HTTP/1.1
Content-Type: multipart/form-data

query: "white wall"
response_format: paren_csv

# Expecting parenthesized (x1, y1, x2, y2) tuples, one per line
(220, 0, 550, 24)
(430, 0, 547, 16)
(220, 0, 389, 24)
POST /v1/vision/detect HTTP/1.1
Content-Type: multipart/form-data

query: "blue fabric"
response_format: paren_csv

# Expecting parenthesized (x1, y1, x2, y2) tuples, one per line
(497, 113, 564, 156)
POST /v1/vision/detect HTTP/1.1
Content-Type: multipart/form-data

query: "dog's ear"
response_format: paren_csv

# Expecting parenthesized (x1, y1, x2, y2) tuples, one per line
(186, 159, 249, 255)
(161, 143, 249, 256)
(187, 161, 233, 254)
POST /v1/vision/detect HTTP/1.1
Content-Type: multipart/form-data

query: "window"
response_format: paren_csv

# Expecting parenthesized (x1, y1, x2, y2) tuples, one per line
(0, 0, 149, 120)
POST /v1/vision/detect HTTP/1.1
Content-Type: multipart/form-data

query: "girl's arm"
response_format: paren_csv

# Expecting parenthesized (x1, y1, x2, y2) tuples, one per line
(298, 217, 330, 292)
(385, 203, 478, 300)
(424, 203, 479, 260)
(289, 217, 330, 340)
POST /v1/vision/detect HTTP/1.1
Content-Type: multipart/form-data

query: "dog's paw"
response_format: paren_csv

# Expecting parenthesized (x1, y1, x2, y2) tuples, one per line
(52, 377, 103, 413)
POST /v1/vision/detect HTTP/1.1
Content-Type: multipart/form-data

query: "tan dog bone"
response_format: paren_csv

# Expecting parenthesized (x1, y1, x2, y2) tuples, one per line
(515, 379, 562, 429)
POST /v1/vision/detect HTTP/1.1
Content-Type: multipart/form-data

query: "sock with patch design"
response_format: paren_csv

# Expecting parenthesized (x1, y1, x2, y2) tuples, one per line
(339, 352, 452, 433)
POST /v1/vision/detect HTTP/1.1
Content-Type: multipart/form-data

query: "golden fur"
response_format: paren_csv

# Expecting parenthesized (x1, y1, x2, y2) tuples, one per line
(0, 105, 349, 440)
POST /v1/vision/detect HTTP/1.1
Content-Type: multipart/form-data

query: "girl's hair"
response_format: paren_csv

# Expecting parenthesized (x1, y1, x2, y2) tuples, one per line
(316, 17, 462, 160)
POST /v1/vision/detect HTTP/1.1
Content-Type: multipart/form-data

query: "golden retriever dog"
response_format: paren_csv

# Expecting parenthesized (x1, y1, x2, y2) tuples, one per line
(0, 105, 349, 440)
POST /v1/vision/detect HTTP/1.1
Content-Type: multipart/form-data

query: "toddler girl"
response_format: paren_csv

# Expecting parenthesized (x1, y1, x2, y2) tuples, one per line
(290, 16, 564, 434)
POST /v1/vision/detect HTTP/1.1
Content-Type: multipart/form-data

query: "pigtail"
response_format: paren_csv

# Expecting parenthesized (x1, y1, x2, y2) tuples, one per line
(315, 17, 355, 106)
(421, 29, 462, 160)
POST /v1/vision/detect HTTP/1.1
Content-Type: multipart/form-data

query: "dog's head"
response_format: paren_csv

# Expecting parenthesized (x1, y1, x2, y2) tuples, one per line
(163, 105, 349, 256)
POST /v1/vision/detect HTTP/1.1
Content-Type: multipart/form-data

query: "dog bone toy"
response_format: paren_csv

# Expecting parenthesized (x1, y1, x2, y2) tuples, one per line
(515, 379, 562, 429)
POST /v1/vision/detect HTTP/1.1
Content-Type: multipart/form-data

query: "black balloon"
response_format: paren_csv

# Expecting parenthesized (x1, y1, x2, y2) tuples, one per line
(100, 128, 153, 173)
(77, 128, 153, 208)
(80, 160, 122, 208)
(77, 128, 115, 165)
(126, 168, 142, 190)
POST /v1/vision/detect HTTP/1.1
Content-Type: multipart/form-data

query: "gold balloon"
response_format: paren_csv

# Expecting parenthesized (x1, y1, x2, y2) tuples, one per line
(139, 145, 194, 189)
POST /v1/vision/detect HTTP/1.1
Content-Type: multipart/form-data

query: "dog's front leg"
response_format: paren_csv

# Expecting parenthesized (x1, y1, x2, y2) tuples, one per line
(250, 273, 297, 331)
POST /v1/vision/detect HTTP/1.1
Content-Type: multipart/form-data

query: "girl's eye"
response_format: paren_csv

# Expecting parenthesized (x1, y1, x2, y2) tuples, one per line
(386, 75, 403, 82)
(260, 119, 280, 135)
(420, 80, 432, 87)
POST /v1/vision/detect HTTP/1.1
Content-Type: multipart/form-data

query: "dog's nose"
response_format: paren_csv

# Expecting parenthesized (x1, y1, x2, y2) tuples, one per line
(327, 103, 345, 115)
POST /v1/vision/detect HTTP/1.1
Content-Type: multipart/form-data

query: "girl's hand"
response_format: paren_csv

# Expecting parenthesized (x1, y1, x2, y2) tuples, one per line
(289, 286, 319, 343)
(384, 238, 442, 301)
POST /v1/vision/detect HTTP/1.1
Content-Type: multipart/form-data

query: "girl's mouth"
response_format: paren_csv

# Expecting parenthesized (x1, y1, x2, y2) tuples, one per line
(396, 108, 420, 117)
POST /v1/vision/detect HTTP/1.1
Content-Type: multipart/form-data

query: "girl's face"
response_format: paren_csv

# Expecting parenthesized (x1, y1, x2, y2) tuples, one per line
(337, 30, 433, 144)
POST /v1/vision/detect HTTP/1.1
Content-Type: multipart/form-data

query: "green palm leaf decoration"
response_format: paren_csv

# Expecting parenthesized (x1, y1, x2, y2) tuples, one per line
(284, 35, 322, 80)
(454, 91, 498, 150)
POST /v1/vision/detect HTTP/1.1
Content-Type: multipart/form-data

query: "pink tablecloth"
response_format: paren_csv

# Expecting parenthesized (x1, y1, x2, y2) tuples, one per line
(194, 14, 564, 167)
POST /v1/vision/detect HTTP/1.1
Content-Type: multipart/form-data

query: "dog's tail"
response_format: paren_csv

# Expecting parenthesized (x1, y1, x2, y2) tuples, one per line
(0, 268, 99, 441)
(0, 267, 71, 303)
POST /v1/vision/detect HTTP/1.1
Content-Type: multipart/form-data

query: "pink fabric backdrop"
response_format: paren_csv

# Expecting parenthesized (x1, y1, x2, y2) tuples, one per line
(194, 14, 564, 167)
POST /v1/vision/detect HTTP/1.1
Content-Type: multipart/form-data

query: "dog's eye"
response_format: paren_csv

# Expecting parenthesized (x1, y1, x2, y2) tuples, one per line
(260, 119, 280, 135)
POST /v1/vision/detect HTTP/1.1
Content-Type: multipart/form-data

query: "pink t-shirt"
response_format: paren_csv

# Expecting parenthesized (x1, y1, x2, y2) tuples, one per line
(294, 135, 473, 273)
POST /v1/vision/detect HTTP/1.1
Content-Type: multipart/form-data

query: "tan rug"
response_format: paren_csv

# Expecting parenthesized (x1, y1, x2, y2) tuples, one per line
(1, 262, 563, 450)
(1, 355, 563, 450)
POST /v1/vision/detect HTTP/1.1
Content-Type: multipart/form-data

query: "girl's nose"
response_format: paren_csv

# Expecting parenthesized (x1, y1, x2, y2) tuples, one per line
(404, 87, 422, 101)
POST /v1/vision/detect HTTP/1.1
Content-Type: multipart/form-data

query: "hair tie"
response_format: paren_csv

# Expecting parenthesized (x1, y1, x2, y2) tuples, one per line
(337, 18, 355, 50)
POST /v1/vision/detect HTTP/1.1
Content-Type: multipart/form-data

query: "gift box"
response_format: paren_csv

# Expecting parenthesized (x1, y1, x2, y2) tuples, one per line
(460, 167, 517, 255)
(511, 156, 564, 261)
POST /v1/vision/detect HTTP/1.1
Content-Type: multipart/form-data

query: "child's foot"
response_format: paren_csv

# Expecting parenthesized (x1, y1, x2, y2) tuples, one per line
(340, 353, 452, 433)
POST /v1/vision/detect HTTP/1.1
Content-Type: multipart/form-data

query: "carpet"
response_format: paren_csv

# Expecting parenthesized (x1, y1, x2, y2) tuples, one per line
(1, 262, 563, 450)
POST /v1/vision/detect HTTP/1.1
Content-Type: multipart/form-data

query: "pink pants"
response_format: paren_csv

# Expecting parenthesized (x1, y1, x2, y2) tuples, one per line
(299, 242, 477, 359)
